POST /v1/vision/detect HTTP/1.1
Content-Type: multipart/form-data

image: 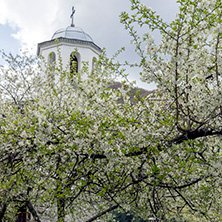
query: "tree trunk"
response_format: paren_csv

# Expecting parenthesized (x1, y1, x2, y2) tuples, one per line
(0, 203, 7, 222)
(57, 196, 65, 222)
(26, 201, 41, 222)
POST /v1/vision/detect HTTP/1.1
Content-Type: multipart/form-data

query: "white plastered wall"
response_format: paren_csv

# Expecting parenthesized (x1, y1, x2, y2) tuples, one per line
(39, 41, 100, 72)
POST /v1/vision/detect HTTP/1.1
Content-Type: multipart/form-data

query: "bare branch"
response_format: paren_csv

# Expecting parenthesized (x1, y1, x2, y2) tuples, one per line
(85, 204, 118, 222)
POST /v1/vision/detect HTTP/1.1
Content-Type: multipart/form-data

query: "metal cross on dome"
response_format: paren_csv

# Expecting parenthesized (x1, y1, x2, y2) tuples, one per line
(70, 6, 75, 27)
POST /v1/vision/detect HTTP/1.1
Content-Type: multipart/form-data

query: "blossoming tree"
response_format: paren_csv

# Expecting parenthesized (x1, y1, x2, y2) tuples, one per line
(1, 0, 222, 221)
(119, 0, 222, 220)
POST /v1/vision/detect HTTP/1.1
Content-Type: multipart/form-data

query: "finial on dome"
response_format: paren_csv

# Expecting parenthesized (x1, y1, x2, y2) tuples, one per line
(70, 6, 75, 27)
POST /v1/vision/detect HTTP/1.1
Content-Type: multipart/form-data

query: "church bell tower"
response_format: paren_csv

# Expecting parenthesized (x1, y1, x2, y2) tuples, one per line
(37, 6, 102, 72)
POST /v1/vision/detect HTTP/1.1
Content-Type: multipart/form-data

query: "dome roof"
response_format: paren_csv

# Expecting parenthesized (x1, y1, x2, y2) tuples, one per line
(51, 26, 93, 42)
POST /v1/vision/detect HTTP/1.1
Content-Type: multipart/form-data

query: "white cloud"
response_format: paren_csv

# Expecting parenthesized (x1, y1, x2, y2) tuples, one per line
(0, 0, 63, 53)
(0, 0, 178, 52)
(0, 0, 178, 89)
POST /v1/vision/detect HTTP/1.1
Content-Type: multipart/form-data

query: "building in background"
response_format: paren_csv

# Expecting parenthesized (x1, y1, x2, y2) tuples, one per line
(37, 6, 102, 73)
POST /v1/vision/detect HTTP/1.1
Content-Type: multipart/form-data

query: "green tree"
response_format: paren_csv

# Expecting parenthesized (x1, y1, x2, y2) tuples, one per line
(1, 0, 222, 221)
(119, 0, 222, 220)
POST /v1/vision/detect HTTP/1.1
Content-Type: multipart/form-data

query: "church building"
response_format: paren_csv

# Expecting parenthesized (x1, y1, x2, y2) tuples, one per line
(37, 6, 102, 73)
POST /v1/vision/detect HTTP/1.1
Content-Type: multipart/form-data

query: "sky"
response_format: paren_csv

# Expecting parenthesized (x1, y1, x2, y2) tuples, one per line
(0, 0, 178, 89)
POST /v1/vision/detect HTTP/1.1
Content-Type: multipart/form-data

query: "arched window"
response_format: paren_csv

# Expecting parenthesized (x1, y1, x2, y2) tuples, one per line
(92, 57, 97, 71)
(48, 52, 56, 71)
(70, 52, 78, 74)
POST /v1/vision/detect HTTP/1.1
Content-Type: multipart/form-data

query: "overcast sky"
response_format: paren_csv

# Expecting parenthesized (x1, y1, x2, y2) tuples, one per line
(0, 0, 178, 89)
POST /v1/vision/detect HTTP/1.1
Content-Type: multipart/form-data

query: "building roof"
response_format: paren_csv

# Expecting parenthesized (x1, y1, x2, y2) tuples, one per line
(37, 37, 102, 56)
(37, 7, 102, 56)
(51, 26, 94, 42)
(37, 25, 102, 56)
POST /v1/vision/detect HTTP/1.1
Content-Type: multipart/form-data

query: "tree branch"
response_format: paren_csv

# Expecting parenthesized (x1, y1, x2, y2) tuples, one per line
(159, 176, 206, 189)
(85, 204, 118, 222)
(170, 128, 222, 145)
(26, 200, 41, 222)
